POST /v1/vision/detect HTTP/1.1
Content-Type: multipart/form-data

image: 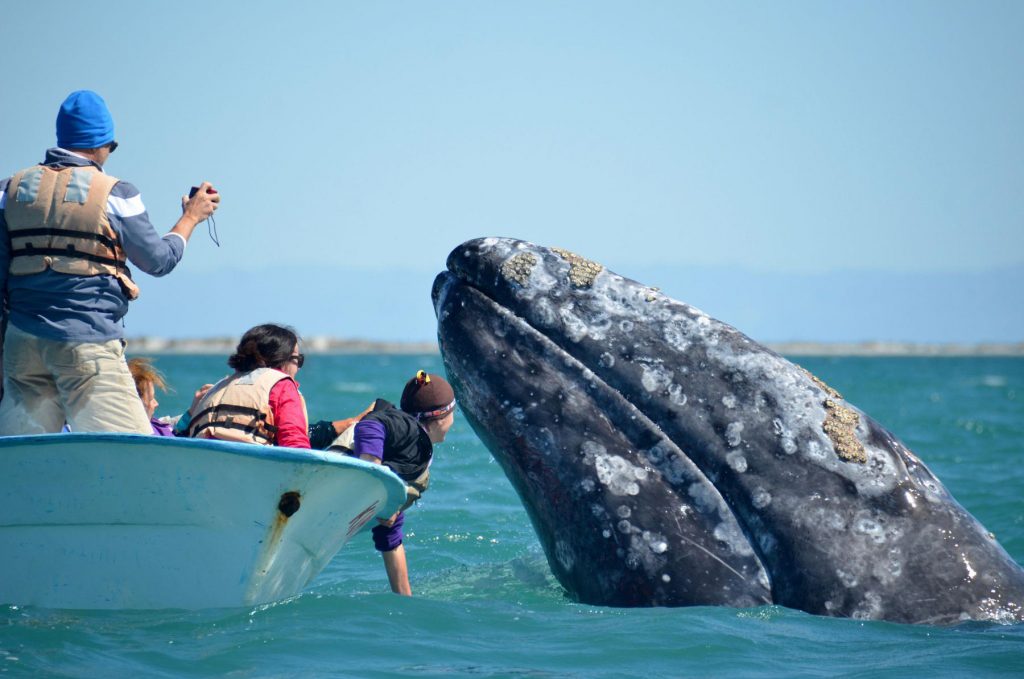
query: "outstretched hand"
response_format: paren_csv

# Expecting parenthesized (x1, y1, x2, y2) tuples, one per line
(331, 401, 376, 437)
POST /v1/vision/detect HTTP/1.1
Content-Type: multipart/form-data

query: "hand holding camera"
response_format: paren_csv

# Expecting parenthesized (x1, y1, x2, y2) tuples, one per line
(182, 181, 220, 222)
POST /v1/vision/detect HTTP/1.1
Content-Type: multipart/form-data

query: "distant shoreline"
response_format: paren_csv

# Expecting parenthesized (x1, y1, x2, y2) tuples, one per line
(125, 336, 1024, 357)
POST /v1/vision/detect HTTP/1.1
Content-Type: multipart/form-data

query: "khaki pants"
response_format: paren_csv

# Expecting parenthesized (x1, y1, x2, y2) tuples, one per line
(0, 324, 151, 435)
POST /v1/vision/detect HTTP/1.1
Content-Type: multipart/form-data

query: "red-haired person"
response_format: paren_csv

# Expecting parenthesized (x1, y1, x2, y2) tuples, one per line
(127, 357, 174, 436)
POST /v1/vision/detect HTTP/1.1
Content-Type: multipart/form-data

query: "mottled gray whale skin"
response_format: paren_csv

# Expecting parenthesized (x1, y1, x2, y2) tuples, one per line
(433, 237, 1024, 625)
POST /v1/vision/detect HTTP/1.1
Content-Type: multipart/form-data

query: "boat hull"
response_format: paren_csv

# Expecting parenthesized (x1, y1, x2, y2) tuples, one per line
(0, 433, 407, 610)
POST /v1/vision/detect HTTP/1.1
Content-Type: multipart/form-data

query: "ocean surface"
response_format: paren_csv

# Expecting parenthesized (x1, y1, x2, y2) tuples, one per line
(2, 355, 1022, 677)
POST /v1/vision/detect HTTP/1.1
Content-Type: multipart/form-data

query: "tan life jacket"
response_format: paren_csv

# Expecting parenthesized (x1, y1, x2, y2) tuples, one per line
(4, 164, 140, 300)
(187, 368, 309, 445)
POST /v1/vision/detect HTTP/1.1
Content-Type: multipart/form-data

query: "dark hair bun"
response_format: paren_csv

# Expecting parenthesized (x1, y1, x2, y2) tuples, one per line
(228, 324, 299, 373)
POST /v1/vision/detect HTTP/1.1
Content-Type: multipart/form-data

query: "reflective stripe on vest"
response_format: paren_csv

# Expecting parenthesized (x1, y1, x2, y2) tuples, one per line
(186, 368, 308, 446)
(4, 165, 140, 300)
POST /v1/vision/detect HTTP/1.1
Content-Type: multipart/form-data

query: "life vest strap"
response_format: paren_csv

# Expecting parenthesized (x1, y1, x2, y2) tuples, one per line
(189, 419, 275, 445)
(10, 227, 119, 250)
(190, 403, 278, 432)
(9, 247, 126, 270)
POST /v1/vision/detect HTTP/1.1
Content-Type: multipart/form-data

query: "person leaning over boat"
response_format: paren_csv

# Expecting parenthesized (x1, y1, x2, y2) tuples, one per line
(184, 324, 311, 448)
(0, 90, 219, 435)
(335, 371, 456, 596)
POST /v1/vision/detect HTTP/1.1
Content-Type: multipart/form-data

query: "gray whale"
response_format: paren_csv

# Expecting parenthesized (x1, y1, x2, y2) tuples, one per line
(432, 237, 1024, 625)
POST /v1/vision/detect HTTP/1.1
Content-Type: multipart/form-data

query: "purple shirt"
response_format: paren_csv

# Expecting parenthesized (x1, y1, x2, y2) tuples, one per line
(371, 512, 405, 552)
(151, 418, 175, 437)
(352, 419, 387, 460)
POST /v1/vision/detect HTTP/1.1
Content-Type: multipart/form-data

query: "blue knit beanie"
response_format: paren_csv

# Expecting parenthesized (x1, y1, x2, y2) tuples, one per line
(56, 90, 115, 149)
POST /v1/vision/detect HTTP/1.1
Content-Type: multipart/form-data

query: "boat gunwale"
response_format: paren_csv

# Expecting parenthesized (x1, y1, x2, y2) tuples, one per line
(0, 432, 408, 513)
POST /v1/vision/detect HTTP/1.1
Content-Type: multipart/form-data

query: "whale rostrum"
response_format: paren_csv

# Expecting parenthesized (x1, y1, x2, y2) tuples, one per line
(432, 237, 1024, 625)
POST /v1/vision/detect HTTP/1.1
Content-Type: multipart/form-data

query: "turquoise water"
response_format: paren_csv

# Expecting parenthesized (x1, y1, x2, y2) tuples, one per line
(2, 355, 1023, 677)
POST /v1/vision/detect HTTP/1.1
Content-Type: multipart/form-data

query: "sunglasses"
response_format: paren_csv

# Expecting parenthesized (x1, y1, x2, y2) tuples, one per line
(289, 353, 305, 368)
(107, 140, 118, 153)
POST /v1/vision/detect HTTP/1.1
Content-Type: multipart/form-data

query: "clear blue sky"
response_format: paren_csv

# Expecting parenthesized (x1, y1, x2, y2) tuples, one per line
(2, 2, 1022, 342)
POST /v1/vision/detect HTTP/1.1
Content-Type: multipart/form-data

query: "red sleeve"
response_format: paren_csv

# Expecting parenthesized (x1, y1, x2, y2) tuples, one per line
(268, 379, 311, 449)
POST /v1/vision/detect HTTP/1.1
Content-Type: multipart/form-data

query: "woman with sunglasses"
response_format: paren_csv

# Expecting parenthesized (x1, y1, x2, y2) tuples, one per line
(184, 323, 310, 448)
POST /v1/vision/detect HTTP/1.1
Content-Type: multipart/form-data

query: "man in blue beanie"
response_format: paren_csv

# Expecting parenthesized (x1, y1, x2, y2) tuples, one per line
(0, 90, 220, 434)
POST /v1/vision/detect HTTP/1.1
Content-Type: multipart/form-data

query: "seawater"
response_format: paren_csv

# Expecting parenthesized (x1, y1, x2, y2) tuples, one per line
(2, 355, 1022, 677)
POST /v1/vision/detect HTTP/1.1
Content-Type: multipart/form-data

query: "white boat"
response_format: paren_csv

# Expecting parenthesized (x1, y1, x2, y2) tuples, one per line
(0, 433, 407, 610)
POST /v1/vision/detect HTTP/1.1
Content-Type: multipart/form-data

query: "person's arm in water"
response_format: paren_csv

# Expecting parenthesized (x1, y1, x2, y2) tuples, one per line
(371, 510, 411, 596)
(382, 544, 412, 596)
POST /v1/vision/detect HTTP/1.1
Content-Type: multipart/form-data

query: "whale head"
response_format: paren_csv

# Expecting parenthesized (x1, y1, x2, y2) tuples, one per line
(433, 237, 1024, 624)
